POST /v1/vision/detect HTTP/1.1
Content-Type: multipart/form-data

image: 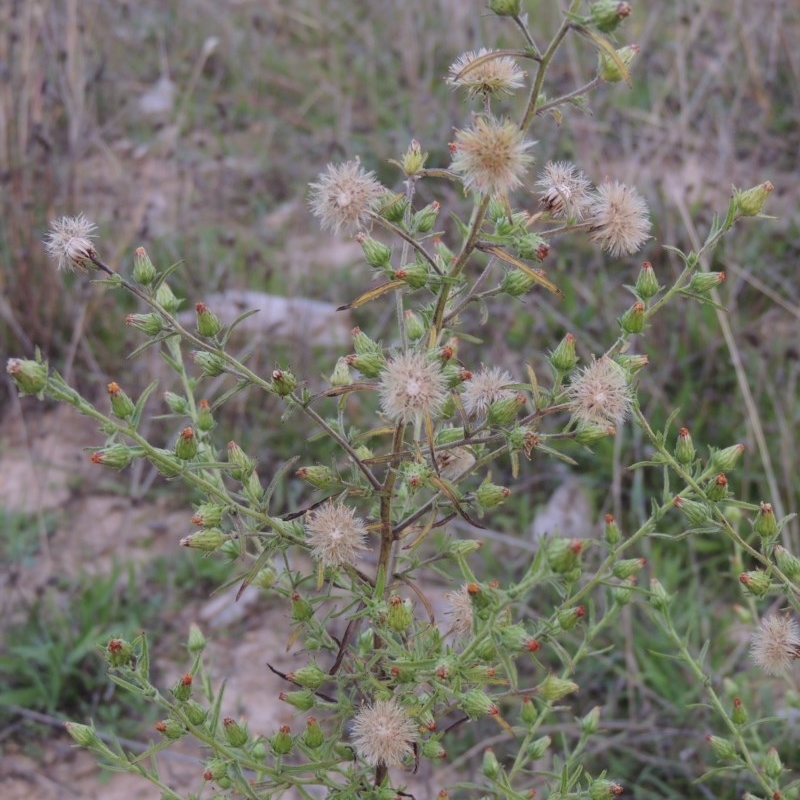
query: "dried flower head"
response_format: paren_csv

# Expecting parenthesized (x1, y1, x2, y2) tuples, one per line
(461, 366, 515, 417)
(750, 614, 800, 676)
(309, 159, 384, 235)
(445, 584, 474, 637)
(536, 161, 593, 220)
(44, 214, 98, 272)
(436, 447, 477, 480)
(566, 356, 631, 429)
(451, 116, 535, 198)
(351, 698, 418, 767)
(304, 501, 368, 569)
(446, 48, 526, 98)
(587, 180, 651, 256)
(379, 351, 448, 425)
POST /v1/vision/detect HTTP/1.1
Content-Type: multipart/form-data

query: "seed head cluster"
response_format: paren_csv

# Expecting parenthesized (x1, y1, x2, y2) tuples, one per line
(445, 584, 474, 637)
(379, 351, 448, 425)
(536, 161, 593, 220)
(750, 614, 800, 676)
(566, 356, 631, 429)
(350, 698, 418, 767)
(588, 180, 651, 256)
(304, 501, 368, 569)
(309, 159, 384, 235)
(461, 366, 515, 417)
(44, 214, 98, 272)
(446, 48, 526, 98)
(451, 116, 535, 198)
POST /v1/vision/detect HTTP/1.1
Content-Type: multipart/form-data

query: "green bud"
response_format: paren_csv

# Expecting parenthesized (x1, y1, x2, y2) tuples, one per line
(753, 502, 778, 540)
(475, 478, 511, 510)
(460, 689, 498, 719)
(546, 538, 583, 574)
(497, 623, 532, 652)
(90, 444, 140, 470)
(603, 514, 621, 545)
(589, 778, 624, 800)
(673, 496, 710, 526)
(401, 139, 428, 176)
(739, 570, 771, 598)
(191, 504, 225, 528)
(149, 447, 182, 477)
(597, 44, 640, 82)
(774, 545, 800, 580)
(557, 606, 586, 631)
(580, 706, 601, 735)
(156, 718, 186, 740)
(107, 382, 135, 420)
(6, 357, 48, 395)
(762, 746, 782, 779)
(65, 721, 102, 749)
(132, 246, 157, 285)
(449, 538, 483, 557)
(706, 734, 737, 761)
(402, 461, 432, 491)
(590, 0, 632, 32)
(381, 192, 408, 223)
(612, 558, 646, 580)
(404, 309, 426, 341)
(244, 472, 264, 505)
(348, 352, 385, 378)
(613, 353, 649, 376)
(227, 441, 256, 481)
(203, 758, 228, 781)
(163, 391, 188, 414)
(618, 301, 646, 334)
(549, 333, 578, 373)
(171, 672, 193, 702)
(251, 741, 267, 761)
(126, 312, 165, 336)
(412, 201, 440, 234)
(303, 717, 325, 749)
(731, 697, 748, 727)
(649, 578, 671, 612)
(574, 421, 615, 444)
(513, 233, 549, 261)
(732, 181, 773, 217)
(387, 595, 414, 632)
(195, 302, 222, 337)
(329, 357, 353, 386)
(352, 326, 381, 356)
(175, 427, 198, 460)
(675, 427, 695, 464)
(688, 271, 726, 293)
(488, 0, 522, 15)
(394, 260, 429, 289)
(521, 695, 538, 725)
(297, 465, 341, 491)
(501, 269, 537, 297)
(270, 725, 294, 755)
(288, 662, 327, 691)
(482, 748, 501, 779)
(187, 623, 207, 654)
(487, 392, 526, 425)
(356, 233, 392, 268)
(710, 443, 745, 473)
(280, 690, 316, 712)
(527, 735, 552, 760)
(155, 281, 181, 314)
(192, 350, 227, 377)
(271, 368, 298, 397)
(421, 739, 446, 760)
(223, 717, 249, 747)
(180, 528, 226, 551)
(252, 565, 278, 589)
(105, 638, 135, 668)
(196, 399, 215, 431)
(705, 473, 729, 503)
(536, 674, 579, 701)
(611, 577, 635, 605)
(634, 261, 659, 299)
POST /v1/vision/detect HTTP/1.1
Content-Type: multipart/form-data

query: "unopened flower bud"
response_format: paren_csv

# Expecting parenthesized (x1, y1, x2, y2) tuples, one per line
(192, 350, 226, 377)
(291, 592, 314, 623)
(271, 725, 294, 755)
(774, 545, 800, 580)
(536, 674, 579, 701)
(597, 44, 640, 82)
(482, 748, 501, 779)
(460, 689, 498, 719)
(706, 473, 728, 503)
(356, 233, 392, 268)
(132, 247, 157, 285)
(105, 638, 135, 668)
(753, 502, 778, 540)
(590, 1, 632, 32)
(171, 672, 193, 702)
(404, 309, 426, 341)
(352, 326, 381, 356)
(675, 427, 695, 464)
(673, 496, 709, 526)
(710, 443, 745, 472)
(487, 392, 526, 425)
(387, 595, 414, 632)
(521, 695, 538, 725)
(280, 690, 316, 712)
(174, 427, 198, 460)
(223, 717, 249, 747)
(149, 448, 182, 477)
(589, 779, 624, 800)
(7, 358, 48, 395)
(558, 606, 586, 631)
(763, 746, 782, 779)
(288, 662, 327, 691)
(347, 352, 385, 378)
(475, 478, 511, 510)
(580, 706, 601, 735)
(195, 398, 214, 432)
(183, 699, 208, 725)
(488, 0, 522, 15)
(501, 269, 537, 297)
(549, 333, 578, 373)
(527, 735, 551, 759)
(613, 353, 649, 376)
(65, 721, 101, 749)
(90, 444, 140, 470)
(413, 201, 440, 234)
(612, 557, 646, 580)
(394, 260, 429, 290)
(187, 623, 206, 653)
(155, 281, 181, 314)
(732, 181, 773, 218)
(449, 539, 483, 557)
(107, 382, 135, 420)
(634, 261, 659, 299)
(574, 422, 615, 445)
(513, 233, 549, 261)
(126, 312, 165, 336)
(180, 528, 226, 551)
(619, 301, 646, 334)
(706, 734, 737, 761)
(381, 192, 408, 223)
(271, 368, 297, 397)
(421, 739, 447, 760)
(604, 514, 621, 545)
(401, 139, 428, 176)
(688, 271, 725, 293)
(329, 357, 352, 386)
(296, 465, 340, 490)
(203, 758, 228, 781)
(731, 697, 748, 726)
(244, 472, 264, 505)
(739, 570, 771, 598)
(497, 623, 532, 652)
(649, 578, 671, 612)
(195, 303, 222, 337)
(227, 441, 255, 480)
(546, 538, 583, 574)
(611, 577, 636, 605)
(163, 391, 188, 414)
(303, 717, 325, 749)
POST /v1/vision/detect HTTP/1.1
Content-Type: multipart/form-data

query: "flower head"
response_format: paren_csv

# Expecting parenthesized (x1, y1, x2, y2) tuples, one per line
(379, 351, 448, 425)
(461, 366, 515, 417)
(445, 584, 474, 637)
(44, 213, 98, 272)
(566, 356, 631, 429)
(308, 159, 384, 235)
(351, 698, 418, 767)
(446, 48, 526, 98)
(451, 116, 535, 198)
(587, 181, 651, 256)
(536, 161, 593, 220)
(304, 501, 368, 569)
(750, 614, 800, 676)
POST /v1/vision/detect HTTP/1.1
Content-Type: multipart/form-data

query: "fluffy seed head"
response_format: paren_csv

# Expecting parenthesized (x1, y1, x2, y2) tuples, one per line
(44, 213, 98, 272)
(446, 48, 526, 98)
(379, 351, 448, 425)
(445, 584, 474, 637)
(304, 501, 368, 569)
(351, 698, 418, 767)
(461, 366, 515, 417)
(435, 447, 477, 480)
(750, 614, 800, 676)
(536, 161, 593, 220)
(308, 159, 384, 235)
(451, 116, 535, 198)
(587, 180, 651, 256)
(567, 356, 631, 429)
